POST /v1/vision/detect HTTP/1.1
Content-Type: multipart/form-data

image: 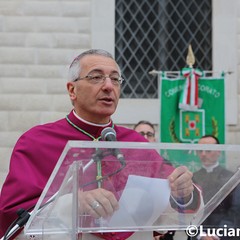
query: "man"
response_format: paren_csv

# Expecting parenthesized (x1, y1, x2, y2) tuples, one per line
(193, 135, 233, 204)
(189, 135, 238, 240)
(134, 120, 156, 142)
(0, 49, 201, 240)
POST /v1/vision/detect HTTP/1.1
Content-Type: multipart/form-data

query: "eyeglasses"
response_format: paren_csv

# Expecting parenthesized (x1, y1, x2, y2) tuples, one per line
(139, 131, 155, 138)
(74, 73, 124, 85)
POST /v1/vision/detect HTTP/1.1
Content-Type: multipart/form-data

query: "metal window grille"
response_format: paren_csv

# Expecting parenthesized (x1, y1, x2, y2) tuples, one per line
(115, 0, 212, 98)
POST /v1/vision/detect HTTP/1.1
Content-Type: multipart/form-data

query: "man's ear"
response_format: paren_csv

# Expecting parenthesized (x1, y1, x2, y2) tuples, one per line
(67, 82, 76, 100)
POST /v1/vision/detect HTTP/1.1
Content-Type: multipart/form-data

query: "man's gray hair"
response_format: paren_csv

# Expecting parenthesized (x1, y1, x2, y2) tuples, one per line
(68, 49, 120, 82)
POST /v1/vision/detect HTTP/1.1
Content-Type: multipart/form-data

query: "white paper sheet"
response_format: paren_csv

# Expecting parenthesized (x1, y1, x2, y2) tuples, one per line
(108, 175, 171, 227)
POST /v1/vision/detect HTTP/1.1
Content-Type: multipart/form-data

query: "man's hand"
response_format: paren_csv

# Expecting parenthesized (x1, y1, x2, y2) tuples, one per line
(79, 188, 119, 219)
(168, 166, 194, 202)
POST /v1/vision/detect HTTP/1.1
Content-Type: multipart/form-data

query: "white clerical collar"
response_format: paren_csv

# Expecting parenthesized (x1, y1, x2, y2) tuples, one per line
(73, 110, 111, 127)
(202, 161, 219, 173)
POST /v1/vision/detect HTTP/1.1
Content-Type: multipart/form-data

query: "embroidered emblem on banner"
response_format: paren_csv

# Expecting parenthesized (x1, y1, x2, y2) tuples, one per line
(179, 109, 205, 143)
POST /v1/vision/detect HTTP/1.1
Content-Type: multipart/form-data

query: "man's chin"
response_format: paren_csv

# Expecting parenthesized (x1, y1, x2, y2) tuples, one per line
(98, 107, 116, 115)
(96, 110, 116, 120)
(203, 163, 214, 167)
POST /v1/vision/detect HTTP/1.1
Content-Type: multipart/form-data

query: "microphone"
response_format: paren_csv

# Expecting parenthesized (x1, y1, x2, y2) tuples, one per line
(101, 127, 125, 166)
(2, 208, 30, 240)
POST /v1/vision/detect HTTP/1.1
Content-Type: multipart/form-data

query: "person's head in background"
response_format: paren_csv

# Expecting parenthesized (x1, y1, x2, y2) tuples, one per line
(198, 135, 221, 168)
(134, 120, 156, 142)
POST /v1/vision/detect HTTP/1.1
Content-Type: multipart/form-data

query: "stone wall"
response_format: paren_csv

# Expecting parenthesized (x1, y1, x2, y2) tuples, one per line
(0, 0, 239, 191)
(0, 0, 91, 188)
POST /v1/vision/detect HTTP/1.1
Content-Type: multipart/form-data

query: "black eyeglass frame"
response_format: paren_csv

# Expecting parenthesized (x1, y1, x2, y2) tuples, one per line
(139, 131, 155, 138)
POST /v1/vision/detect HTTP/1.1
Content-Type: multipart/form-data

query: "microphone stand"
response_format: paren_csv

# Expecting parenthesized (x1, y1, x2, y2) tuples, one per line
(94, 148, 103, 189)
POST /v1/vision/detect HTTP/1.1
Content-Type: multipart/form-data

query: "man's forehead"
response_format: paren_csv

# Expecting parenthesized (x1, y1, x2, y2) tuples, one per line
(198, 137, 217, 144)
(135, 124, 154, 132)
(80, 55, 118, 73)
(81, 55, 116, 65)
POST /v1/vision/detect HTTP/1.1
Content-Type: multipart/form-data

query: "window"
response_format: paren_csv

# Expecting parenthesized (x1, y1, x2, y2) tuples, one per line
(115, 0, 212, 98)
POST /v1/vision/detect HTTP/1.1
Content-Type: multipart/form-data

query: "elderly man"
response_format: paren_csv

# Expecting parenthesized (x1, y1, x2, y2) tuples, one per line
(0, 49, 201, 240)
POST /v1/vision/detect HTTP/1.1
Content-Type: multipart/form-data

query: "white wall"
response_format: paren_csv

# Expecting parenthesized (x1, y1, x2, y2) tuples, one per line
(212, 0, 238, 125)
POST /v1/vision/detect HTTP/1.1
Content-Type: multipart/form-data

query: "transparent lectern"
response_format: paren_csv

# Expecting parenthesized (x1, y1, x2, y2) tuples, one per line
(24, 141, 240, 239)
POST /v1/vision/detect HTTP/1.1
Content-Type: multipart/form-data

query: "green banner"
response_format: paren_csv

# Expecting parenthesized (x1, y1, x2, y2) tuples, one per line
(159, 71, 225, 170)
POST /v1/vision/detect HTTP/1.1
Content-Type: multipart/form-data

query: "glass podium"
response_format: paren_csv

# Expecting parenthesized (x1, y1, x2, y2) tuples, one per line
(24, 141, 240, 239)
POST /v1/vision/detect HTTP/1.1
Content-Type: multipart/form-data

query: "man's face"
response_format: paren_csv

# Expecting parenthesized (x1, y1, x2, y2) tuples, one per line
(197, 136, 220, 167)
(67, 55, 121, 124)
(134, 124, 156, 142)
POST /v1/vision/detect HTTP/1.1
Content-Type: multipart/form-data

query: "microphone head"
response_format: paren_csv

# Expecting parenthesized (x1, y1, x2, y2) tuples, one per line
(101, 127, 117, 141)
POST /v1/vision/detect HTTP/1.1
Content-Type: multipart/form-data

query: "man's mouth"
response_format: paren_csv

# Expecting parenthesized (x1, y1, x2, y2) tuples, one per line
(100, 97, 113, 102)
(99, 97, 114, 104)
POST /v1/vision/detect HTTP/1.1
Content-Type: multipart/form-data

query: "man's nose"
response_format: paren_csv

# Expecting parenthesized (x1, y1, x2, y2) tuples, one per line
(200, 150, 206, 156)
(102, 77, 114, 89)
(144, 135, 148, 140)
